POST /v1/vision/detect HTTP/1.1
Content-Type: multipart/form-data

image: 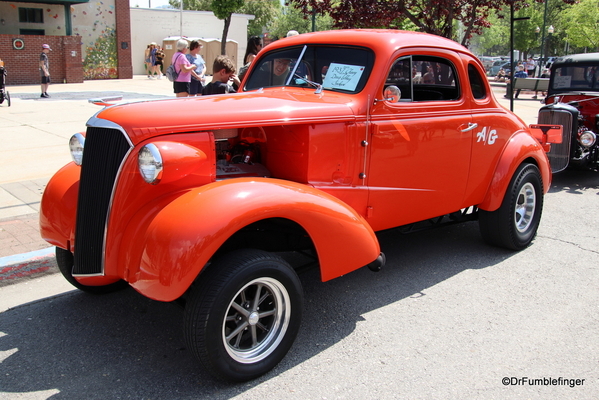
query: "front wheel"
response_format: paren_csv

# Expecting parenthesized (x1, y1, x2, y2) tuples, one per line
(55, 247, 128, 294)
(479, 163, 544, 250)
(184, 249, 303, 382)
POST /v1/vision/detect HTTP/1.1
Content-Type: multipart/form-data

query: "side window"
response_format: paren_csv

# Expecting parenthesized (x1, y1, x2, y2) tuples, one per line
(468, 64, 487, 99)
(385, 57, 412, 101)
(384, 56, 459, 102)
(412, 56, 458, 101)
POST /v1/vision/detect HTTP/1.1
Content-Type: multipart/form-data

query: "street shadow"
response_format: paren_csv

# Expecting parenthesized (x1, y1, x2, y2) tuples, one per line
(0, 221, 517, 398)
(549, 168, 599, 194)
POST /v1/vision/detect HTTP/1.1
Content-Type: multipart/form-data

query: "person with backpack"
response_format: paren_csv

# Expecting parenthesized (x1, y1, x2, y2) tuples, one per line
(171, 39, 195, 97)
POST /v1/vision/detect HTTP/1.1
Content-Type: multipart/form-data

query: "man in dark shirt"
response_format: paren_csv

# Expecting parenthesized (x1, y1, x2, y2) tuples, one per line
(202, 56, 241, 95)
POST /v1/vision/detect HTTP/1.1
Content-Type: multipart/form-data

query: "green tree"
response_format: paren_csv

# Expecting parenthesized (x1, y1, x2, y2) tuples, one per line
(168, 0, 212, 10)
(212, 0, 245, 54)
(169, 0, 280, 38)
(267, 5, 333, 39)
(472, 0, 580, 59)
(561, 0, 599, 51)
(242, 0, 280, 37)
(288, 0, 531, 46)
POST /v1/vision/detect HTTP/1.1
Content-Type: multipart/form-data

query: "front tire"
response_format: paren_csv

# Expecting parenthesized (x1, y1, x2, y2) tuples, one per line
(479, 163, 544, 250)
(184, 249, 303, 382)
(55, 247, 128, 294)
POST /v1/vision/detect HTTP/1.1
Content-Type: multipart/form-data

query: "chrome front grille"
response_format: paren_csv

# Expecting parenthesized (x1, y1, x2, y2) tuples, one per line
(73, 127, 132, 275)
(538, 107, 574, 173)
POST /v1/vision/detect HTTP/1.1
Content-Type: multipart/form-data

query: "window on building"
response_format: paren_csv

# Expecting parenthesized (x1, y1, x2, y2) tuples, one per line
(20, 29, 45, 36)
(19, 8, 44, 23)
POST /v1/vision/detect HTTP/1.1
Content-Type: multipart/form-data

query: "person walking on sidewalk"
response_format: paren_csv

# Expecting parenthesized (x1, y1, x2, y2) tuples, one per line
(40, 44, 51, 98)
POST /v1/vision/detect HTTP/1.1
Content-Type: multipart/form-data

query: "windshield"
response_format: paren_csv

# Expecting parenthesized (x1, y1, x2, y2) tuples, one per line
(243, 45, 375, 94)
(551, 64, 599, 91)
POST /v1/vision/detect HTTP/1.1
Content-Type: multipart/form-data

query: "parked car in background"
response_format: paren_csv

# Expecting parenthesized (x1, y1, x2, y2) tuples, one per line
(489, 60, 514, 77)
(480, 56, 501, 72)
(539, 52, 599, 172)
(40, 29, 556, 382)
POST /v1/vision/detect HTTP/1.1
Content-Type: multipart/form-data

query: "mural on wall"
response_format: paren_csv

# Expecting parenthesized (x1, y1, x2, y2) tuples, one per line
(82, 26, 117, 79)
(72, 1, 117, 79)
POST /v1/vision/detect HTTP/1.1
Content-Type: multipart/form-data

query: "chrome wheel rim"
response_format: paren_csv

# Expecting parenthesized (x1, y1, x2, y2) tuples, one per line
(514, 182, 536, 232)
(223, 277, 290, 364)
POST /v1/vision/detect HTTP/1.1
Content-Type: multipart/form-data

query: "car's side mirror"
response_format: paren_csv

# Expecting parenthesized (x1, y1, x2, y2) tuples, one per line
(382, 86, 401, 103)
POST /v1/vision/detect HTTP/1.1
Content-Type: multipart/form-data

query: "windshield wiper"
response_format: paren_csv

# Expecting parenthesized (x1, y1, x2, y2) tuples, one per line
(293, 73, 323, 94)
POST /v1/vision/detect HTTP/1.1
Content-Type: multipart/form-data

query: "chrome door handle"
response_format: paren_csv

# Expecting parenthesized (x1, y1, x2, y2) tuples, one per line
(461, 122, 478, 132)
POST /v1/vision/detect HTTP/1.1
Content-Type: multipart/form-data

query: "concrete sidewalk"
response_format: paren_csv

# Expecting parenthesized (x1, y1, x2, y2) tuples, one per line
(0, 75, 176, 285)
(0, 76, 544, 285)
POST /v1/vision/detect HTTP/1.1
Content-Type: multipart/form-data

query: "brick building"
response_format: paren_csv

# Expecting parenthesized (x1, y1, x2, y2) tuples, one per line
(0, 0, 132, 85)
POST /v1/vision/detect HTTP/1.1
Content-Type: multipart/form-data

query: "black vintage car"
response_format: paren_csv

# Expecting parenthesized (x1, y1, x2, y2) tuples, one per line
(539, 53, 599, 172)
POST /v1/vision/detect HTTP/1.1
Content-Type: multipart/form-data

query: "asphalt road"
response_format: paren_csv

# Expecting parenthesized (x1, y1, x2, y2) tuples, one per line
(1, 168, 598, 399)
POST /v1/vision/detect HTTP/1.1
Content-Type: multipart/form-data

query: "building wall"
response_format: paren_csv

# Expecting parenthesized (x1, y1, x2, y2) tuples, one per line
(130, 8, 252, 75)
(0, 0, 133, 84)
(0, 3, 250, 84)
(0, 35, 83, 85)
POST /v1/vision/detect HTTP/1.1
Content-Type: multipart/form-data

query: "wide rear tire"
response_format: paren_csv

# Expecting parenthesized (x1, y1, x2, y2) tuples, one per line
(479, 163, 544, 250)
(184, 249, 303, 382)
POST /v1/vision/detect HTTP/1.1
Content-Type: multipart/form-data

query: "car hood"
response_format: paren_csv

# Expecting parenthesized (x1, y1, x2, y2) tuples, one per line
(90, 88, 359, 144)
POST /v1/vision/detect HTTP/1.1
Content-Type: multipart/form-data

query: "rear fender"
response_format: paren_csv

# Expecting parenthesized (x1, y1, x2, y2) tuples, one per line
(478, 131, 551, 212)
(129, 178, 380, 302)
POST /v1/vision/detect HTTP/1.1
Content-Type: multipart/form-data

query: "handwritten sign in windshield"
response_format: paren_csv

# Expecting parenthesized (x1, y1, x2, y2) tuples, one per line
(554, 75, 572, 88)
(322, 63, 365, 91)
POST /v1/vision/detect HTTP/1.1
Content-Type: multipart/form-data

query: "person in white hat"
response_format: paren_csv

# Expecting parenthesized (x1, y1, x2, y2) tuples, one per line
(40, 44, 51, 98)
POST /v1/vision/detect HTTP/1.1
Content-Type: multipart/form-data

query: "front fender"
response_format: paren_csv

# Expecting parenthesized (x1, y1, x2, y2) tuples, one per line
(39, 162, 79, 250)
(130, 178, 380, 301)
(478, 130, 551, 211)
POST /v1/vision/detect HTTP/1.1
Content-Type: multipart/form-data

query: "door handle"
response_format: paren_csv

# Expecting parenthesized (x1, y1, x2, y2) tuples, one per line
(461, 122, 478, 132)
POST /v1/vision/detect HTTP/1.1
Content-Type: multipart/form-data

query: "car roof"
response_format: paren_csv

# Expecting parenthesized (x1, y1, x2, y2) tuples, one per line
(265, 29, 470, 56)
(552, 53, 599, 67)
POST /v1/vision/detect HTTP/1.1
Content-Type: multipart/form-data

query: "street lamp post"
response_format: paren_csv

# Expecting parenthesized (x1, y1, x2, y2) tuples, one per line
(545, 25, 555, 68)
(508, 4, 530, 111)
(535, 26, 543, 78)
(539, 0, 550, 76)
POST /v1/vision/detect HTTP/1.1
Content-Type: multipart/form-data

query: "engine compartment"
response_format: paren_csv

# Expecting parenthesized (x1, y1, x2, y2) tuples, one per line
(214, 128, 271, 179)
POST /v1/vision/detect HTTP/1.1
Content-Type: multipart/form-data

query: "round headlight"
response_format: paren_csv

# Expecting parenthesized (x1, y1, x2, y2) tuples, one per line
(138, 143, 163, 184)
(69, 133, 85, 166)
(579, 131, 597, 148)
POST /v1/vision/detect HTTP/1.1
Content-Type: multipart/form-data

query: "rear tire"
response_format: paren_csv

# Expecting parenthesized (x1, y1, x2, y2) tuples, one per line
(55, 247, 128, 294)
(184, 249, 303, 382)
(479, 163, 544, 250)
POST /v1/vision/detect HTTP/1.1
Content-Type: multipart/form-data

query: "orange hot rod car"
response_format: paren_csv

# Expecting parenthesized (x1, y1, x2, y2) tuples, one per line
(40, 30, 556, 381)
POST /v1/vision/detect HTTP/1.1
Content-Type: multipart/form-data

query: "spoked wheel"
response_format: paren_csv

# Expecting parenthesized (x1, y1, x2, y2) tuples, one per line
(184, 249, 303, 382)
(479, 163, 544, 250)
(55, 247, 128, 294)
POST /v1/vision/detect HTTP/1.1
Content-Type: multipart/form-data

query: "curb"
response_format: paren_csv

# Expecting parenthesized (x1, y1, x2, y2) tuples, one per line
(0, 247, 57, 286)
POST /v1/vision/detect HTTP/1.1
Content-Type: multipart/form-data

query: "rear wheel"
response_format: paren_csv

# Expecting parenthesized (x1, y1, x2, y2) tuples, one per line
(184, 249, 303, 382)
(479, 163, 544, 250)
(55, 247, 128, 294)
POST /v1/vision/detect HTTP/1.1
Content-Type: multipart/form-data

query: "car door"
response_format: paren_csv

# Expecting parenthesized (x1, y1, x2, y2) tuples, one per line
(365, 53, 474, 231)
